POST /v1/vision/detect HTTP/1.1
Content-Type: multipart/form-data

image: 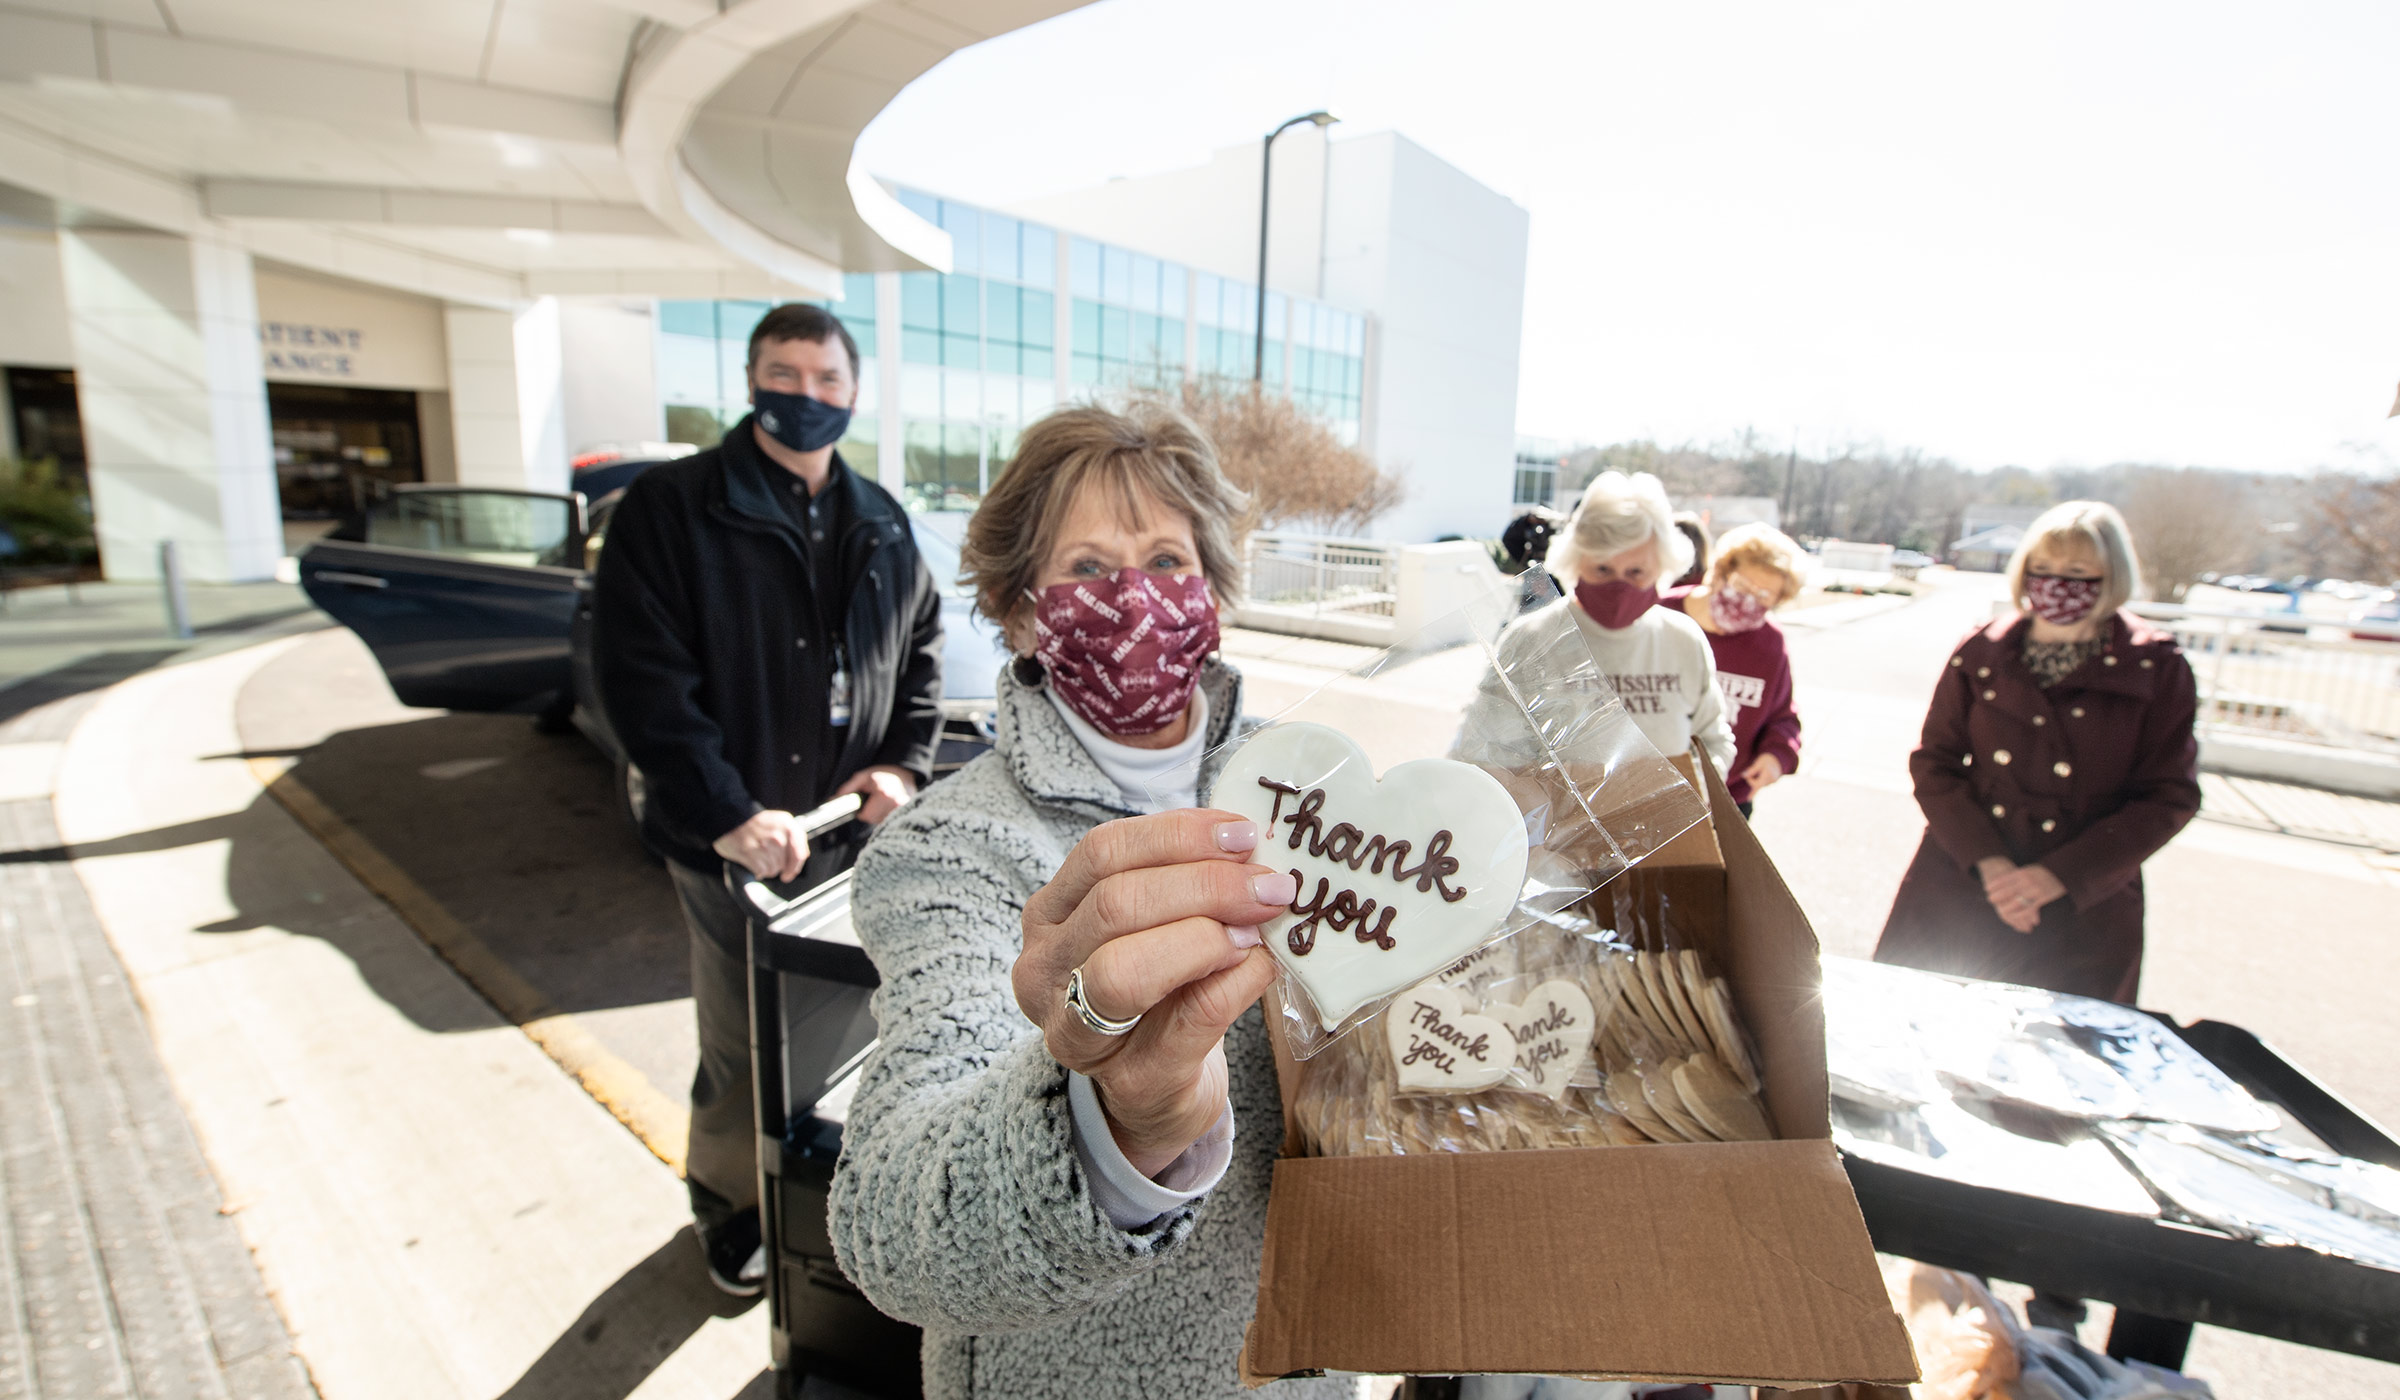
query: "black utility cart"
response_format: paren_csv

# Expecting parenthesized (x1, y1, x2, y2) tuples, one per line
(738, 863, 923, 1400)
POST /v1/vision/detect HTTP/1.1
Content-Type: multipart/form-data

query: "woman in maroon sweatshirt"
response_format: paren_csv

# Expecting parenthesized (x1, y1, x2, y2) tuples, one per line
(1657, 524, 1806, 816)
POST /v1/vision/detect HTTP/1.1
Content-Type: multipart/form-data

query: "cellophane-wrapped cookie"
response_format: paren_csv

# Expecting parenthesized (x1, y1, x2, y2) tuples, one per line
(1290, 865, 1776, 1156)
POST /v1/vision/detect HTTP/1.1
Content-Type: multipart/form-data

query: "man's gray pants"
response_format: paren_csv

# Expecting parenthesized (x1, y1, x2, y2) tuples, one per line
(668, 859, 758, 1234)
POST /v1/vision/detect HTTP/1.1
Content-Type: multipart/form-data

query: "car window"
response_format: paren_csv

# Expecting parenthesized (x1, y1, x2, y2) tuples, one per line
(368, 491, 576, 568)
(910, 511, 974, 598)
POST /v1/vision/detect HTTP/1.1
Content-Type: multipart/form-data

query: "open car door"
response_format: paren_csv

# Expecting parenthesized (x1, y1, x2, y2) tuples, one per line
(300, 486, 586, 713)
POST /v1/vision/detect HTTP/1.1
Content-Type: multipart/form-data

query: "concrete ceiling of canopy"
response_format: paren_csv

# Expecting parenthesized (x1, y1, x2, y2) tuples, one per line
(621, 0, 1092, 277)
(0, 0, 1088, 300)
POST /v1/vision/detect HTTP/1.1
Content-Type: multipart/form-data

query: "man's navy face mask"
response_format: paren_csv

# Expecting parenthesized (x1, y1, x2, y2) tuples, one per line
(753, 388, 852, 453)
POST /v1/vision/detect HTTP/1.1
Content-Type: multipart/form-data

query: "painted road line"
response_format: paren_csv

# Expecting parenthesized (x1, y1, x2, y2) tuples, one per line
(247, 755, 692, 1174)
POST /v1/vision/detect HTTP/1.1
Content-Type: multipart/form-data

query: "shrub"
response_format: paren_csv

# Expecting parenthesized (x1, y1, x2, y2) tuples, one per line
(0, 457, 96, 566)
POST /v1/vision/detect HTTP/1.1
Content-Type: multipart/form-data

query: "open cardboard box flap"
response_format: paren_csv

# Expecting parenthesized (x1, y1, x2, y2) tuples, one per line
(1241, 749, 1916, 1387)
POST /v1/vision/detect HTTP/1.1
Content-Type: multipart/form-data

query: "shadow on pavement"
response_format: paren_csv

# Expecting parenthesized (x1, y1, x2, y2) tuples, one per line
(238, 708, 695, 1024)
(0, 647, 181, 725)
(492, 1226, 761, 1400)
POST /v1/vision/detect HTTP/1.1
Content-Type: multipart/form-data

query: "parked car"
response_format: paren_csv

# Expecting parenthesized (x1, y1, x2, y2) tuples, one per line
(2352, 597, 2400, 643)
(299, 477, 1010, 851)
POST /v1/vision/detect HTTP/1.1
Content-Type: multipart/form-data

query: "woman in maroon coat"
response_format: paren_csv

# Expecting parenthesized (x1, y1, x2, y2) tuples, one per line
(1873, 501, 2200, 1003)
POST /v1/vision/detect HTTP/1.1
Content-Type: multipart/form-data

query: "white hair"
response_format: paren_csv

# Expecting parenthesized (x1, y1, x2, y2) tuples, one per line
(1546, 471, 1691, 582)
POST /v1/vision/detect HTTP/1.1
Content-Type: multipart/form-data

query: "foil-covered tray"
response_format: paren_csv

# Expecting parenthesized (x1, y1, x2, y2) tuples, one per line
(1825, 957, 2400, 1273)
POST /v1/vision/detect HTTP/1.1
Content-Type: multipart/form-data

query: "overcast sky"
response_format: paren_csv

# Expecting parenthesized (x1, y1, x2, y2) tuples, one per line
(856, 0, 2400, 475)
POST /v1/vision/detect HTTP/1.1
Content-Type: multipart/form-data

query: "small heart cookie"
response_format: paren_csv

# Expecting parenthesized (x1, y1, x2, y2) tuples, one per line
(1385, 981, 1514, 1095)
(1485, 978, 1598, 1101)
(1639, 1060, 1718, 1142)
(1673, 1053, 1774, 1142)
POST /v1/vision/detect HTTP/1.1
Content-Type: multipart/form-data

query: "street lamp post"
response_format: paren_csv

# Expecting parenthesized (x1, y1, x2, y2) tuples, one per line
(1254, 109, 1339, 384)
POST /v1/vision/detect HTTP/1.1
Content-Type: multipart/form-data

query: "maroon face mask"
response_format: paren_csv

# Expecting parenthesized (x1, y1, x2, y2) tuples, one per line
(2024, 573, 2103, 626)
(1031, 568, 1220, 737)
(1574, 577, 1658, 630)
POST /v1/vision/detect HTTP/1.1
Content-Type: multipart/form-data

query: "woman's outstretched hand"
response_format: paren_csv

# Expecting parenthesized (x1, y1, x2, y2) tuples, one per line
(1014, 809, 1290, 1178)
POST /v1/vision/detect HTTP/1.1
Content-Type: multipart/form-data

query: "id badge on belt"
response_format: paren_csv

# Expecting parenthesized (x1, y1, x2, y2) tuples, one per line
(827, 642, 852, 728)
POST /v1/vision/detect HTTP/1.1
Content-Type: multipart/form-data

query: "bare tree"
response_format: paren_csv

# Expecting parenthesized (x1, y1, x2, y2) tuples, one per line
(1133, 380, 1405, 535)
(2307, 470, 2400, 584)
(2119, 469, 2255, 601)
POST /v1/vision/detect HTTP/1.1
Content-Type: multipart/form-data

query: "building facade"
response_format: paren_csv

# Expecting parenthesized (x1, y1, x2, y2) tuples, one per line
(1010, 130, 1529, 543)
(0, 0, 1093, 581)
(652, 187, 1369, 517)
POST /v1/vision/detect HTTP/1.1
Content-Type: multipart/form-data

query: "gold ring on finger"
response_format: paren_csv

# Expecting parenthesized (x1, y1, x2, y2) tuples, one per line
(1065, 965, 1142, 1037)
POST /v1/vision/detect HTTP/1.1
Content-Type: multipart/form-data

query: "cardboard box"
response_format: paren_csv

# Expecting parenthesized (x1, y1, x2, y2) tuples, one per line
(1593, 753, 1727, 954)
(1241, 750, 1917, 1388)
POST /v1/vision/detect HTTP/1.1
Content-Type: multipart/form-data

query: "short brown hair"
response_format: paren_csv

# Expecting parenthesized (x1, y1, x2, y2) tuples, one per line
(746, 303, 859, 379)
(963, 404, 1249, 643)
(1708, 523, 1807, 605)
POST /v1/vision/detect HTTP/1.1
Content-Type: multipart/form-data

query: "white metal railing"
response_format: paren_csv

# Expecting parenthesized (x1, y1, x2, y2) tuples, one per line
(2127, 601, 2400, 755)
(1240, 533, 1401, 621)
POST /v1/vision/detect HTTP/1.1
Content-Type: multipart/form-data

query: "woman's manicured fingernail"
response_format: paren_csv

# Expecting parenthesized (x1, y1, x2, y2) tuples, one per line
(1227, 923, 1263, 949)
(1215, 820, 1258, 852)
(1251, 871, 1297, 906)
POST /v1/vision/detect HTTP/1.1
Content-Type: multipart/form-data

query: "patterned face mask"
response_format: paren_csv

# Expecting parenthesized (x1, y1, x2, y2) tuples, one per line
(2024, 572, 2104, 626)
(1030, 568, 1220, 737)
(1708, 581, 1770, 633)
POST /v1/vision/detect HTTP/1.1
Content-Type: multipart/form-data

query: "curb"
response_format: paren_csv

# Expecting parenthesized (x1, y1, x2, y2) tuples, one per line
(248, 755, 693, 1176)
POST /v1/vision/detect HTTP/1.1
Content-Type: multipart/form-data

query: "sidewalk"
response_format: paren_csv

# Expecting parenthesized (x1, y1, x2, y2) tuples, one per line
(2, 660, 315, 1399)
(0, 579, 312, 695)
(16, 632, 773, 1399)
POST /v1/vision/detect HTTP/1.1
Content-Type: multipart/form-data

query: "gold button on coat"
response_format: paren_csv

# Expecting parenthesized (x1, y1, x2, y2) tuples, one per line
(1993, 749, 2012, 765)
(1977, 666, 1991, 678)
(1983, 689, 1997, 701)
(2103, 655, 2118, 666)
(2042, 819, 2057, 832)
(2054, 761, 2072, 777)
(2071, 706, 2086, 718)
(2141, 658, 2154, 669)
(1991, 804, 2007, 818)
(2032, 715, 2046, 726)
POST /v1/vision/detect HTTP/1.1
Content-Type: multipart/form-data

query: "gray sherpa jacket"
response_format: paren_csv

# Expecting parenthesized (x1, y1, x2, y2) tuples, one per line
(830, 655, 1348, 1400)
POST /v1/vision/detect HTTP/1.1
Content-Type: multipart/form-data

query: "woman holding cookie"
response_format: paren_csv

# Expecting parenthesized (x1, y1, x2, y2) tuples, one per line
(828, 405, 1346, 1399)
(1872, 501, 2199, 1002)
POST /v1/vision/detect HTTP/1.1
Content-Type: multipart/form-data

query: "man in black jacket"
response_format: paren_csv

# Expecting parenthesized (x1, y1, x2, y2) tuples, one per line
(592, 302, 941, 1296)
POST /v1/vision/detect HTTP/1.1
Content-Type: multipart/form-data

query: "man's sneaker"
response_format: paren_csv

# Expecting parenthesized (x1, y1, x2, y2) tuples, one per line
(700, 1211, 767, 1297)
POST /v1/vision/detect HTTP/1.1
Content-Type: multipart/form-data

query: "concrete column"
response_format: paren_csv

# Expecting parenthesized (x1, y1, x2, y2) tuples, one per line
(557, 298, 661, 455)
(442, 298, 568, 493)
(58, 229, 281, 582)
(875, 271, 903, 486)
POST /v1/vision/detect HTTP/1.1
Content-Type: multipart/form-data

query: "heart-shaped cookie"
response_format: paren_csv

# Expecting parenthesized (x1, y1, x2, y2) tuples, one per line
(1486, 979, 1598, 1101)
(1385, 981, 1515, 1094)
(1217, 722, 1532, 1029)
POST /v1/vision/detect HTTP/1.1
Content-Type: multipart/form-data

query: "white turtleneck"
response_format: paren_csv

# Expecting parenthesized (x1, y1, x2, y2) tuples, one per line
(1045, 688, 1208, 814)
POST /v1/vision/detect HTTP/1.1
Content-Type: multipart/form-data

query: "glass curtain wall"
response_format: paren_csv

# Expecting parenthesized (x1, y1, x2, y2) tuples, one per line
(1069, 239, 1184, 390)
(894, 190, 1057, 513)
(656, 276, 881, 468)
(653, 191, 1368, 513)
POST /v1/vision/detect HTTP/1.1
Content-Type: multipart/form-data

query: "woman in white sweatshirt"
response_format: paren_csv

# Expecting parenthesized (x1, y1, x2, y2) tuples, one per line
(1535, 470, 1736, 775)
